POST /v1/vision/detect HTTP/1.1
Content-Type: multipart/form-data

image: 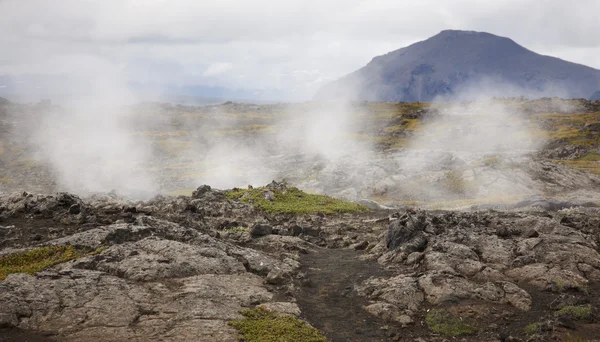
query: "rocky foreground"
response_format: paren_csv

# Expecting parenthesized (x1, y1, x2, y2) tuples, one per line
(1, 183, 599, 341)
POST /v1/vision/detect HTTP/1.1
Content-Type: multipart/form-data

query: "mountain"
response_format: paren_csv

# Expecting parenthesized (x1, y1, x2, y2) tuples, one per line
(315, 30, 600, 102)
(590, 91, 600, 101)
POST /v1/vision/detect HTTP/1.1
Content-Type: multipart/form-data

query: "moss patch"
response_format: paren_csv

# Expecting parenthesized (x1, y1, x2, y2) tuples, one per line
(0, 173, 12, 183)
(554, 305, 593, 320)
(524, 322, 543, 335)
(439, 170, 477, 195)
(0, 245, 103, 281)
(226, 186, 368, 215)
(579, 152, 600, 161)
(229, 307, 327, 342)
(425, 309, 477, 336)
(223, 227, 249, 233)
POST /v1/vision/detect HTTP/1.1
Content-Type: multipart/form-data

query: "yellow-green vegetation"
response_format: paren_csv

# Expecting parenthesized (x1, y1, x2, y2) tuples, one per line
(0, 245, 104, 281)
(157, 139, 193, 155)
(557, 159, 600, 175)
(206, 124, 274, 136)
(0, 172, 12, 183)
(229, 307, 327, 342)
(556, 152, 600, 175)
(554, 305, 592, 320)
(223, 227, 249, 233)
(373, 136, 410, 148)
(425, 309, 477, 336)
(553, 280, 588, 293)
(9, 158, 37, 170)
(439, 170, 477, 195)
(524, 322, 543, 335)
(472, 156, 502, 168)
(531, 112, 600, 146)
(368, 102, 428, 119)
(579, 152, 600, 161)
(226, 186, 368, 215)
(131, 130, 190, 138)
(384, 118, 422, 134)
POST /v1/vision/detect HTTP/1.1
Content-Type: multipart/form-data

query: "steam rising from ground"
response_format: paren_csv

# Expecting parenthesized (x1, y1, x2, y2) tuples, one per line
(20, 59, 158, 198)
(389, 100, 543, 203)
(30, 106, 157, 198)
(4, 82, 549, 205)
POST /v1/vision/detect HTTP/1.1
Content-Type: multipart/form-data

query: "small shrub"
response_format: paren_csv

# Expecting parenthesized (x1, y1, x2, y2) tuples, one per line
(425, 309, 477, 336)
(229, 307, 327, 342)
(554, 305, 592, 320)
(440, 170, 470, 194)
(524, 322, 543, 335)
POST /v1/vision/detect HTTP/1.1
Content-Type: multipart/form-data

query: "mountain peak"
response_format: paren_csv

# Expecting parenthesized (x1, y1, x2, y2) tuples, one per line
(315, 30, 600, 102)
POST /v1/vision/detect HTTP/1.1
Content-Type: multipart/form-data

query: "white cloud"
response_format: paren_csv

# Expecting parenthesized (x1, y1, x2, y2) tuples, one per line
(203, 62, 233, 77)
(0, 0, 598, 100)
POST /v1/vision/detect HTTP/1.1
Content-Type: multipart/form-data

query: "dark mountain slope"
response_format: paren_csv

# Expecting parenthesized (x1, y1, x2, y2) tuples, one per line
(315, 30, 600, 102)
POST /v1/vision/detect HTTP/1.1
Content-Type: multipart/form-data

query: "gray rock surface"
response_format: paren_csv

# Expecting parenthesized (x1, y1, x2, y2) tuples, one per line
(0, 190, 305, 341)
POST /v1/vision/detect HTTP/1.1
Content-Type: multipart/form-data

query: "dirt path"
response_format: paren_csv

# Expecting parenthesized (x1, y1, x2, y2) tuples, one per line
(295, 247, 394, 342)
(294, 247, 600, 342)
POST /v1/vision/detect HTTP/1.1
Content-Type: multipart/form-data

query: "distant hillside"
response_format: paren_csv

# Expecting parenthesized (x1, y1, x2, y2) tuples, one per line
(315, 30, 600, 102)
(590, 91, 600, 101)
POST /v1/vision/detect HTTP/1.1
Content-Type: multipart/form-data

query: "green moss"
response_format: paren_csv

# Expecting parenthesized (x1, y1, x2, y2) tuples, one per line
(553, 280, 588, 293)
(425, 309, 477, 336)
(579, 153, 600, 161)
(207, 124, 274, 136)
(384, 118, 422, 134)
(554, 305, 592, 320)
(440, 170, 475, 194)
(478, 156, 501, 167)
(229, 307, 327, 342)
(156, 139, 193, 155)
(0, 245, 104, 281)
(223, 227, 249, 233)
(524, 322, 543, 335)
(131, 130, 190, 138)
(226, 186, 368, 215)
(556, 159, 600, 175)
(0, 173, 12, 183)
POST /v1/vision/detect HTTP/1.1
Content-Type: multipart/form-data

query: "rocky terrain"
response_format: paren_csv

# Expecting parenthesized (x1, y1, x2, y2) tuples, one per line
(1, 97, 600, 341)
(1, 182, 600, 341)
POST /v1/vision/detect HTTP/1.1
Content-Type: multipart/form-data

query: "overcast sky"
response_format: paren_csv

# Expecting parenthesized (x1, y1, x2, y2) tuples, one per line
(1, 0, 599, 100)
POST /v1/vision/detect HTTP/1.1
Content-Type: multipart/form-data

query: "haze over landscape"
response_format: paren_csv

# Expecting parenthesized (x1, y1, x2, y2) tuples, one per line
(2, 1, 600, 342)
(1, 0, 600, 103)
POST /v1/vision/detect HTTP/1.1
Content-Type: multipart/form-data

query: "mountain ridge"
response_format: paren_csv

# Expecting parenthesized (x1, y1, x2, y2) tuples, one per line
(315, 30, 600, 102)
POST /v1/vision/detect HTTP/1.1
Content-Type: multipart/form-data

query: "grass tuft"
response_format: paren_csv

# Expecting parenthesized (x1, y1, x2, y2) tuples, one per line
(226, 186, 368, 215)
(425, 309, 477, 336)
(0, 245, 104, 281)
(554, 305, 592, 320)
(524, 322, 543, 335)
(229, 307, 327, 342)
